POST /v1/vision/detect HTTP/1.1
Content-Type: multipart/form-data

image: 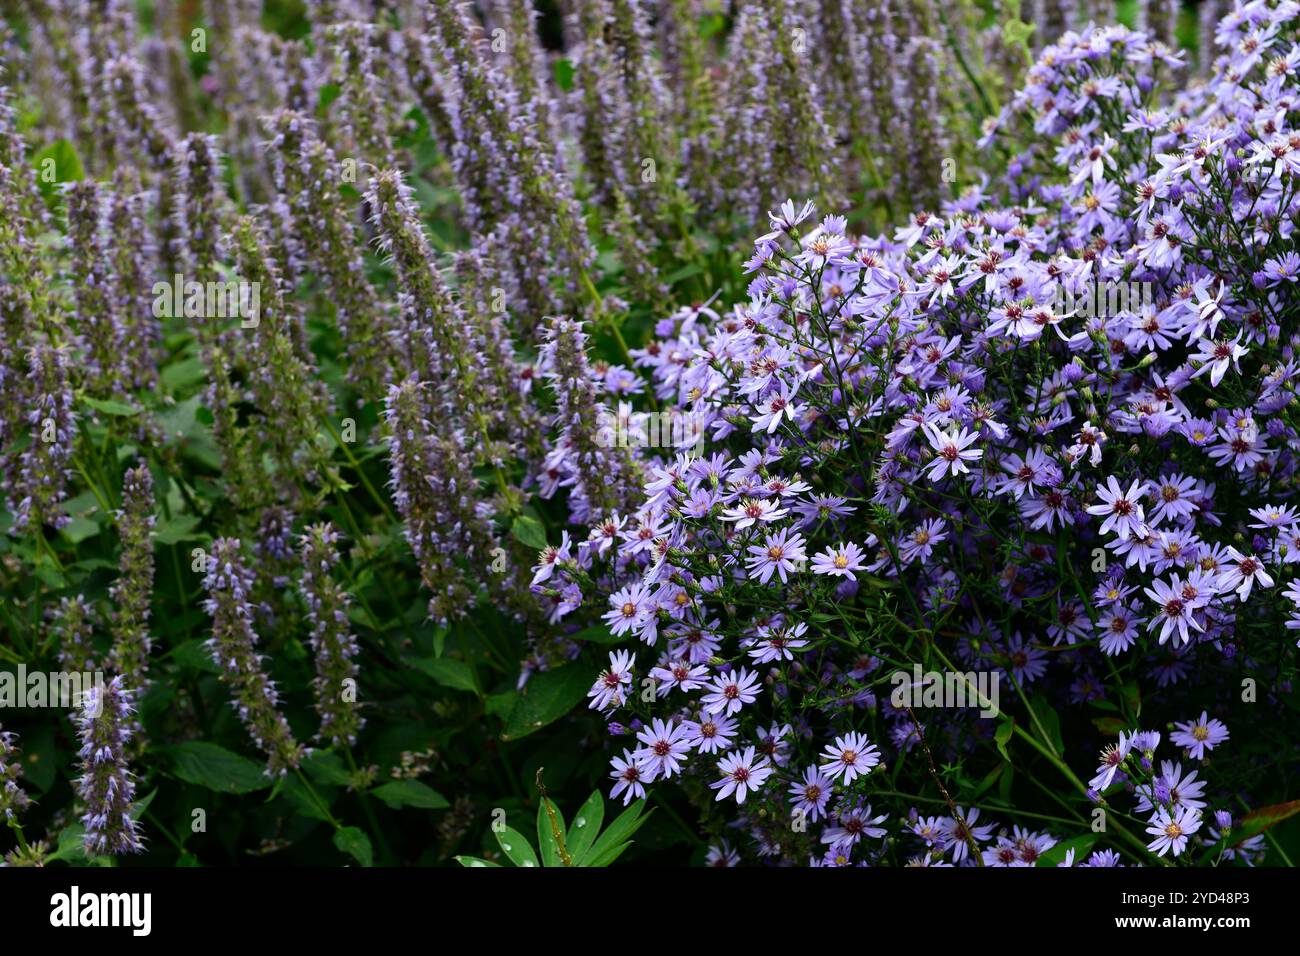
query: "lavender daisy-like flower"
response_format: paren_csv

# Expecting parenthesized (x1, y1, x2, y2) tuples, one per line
(922, 421, 983, 480)
(1089, 730, 1133, 791)
(789, 766, 834, 823)
(609, 749, 646, 806)
(589, 649, 635, 712)
(745, 527, 807, 584)
(74, 676, 143, 855)
(1087, 475, 1149, 540)
(819, 731, 881, 785)
(702, 668, 761, 716)
(683, 712, 738, 755)
(633, 718, 692, 782)
(812, 541, 866, 578)
(710, 746, 773, 804)
(1143, 576, 1205, 647)
(1145, 805, 1202, 858)
(1171, 711, 1229, 759)
(1218, 547, 1274, 601)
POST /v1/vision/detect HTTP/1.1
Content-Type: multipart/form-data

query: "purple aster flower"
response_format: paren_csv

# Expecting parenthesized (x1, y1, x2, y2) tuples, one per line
(1170, 711, 1229, 759)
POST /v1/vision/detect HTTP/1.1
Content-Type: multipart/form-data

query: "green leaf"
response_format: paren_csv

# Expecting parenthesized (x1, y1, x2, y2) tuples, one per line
(370, 779, 450, 810)
(565, 791, 605, 863)
(333, 826, 373, 867)
(31, 139, 84, 199)
(994, 717, 1014, 762)
(81, 396, 140, 417)
(510, 514, 548, 551)
(412, 656, 479, 694)
(162, 741, 270, 794)
(569, 623, 624, 645)
(455, 855, 501, 867)
(1037, 833, 1098, 867)
(494, 826, 539, 867)
(1026, 696, 1064, 756)
(171, 639, 221, 673)
(553, 58, 575, 92)
(578, 799, 648, 867)
(302, 751, 352, 787)
(501, 662, 595, 741)
(154, 514, 203, 545)
(537, 797, 568, 867)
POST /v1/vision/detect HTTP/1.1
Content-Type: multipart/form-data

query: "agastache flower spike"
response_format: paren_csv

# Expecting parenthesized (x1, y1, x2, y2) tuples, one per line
(108, 464, 155, 691)
(300, 522, 364, 746)
(74, 676, 143, 855)
(202, 538, 305, 776)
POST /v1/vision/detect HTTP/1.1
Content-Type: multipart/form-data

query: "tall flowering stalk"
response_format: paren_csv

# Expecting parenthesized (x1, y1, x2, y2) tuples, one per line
(108, 463, 155, 688)
(383, 377, 507, 624)
(65, 180, 128, 396)
(264, 110, 390, 400)
(229, 214, 331, 494)
(51, 594, 99, 674)
(300, 522, 363, 746)
(106, 168, 161, 390)
(421, 0, 598, 330)
(0, 727, 30, 825)
(539, 316, 643, 524)
(74, 676, 143, 855)
(6, 341, 76, 534)
(202, 537, 304, 776)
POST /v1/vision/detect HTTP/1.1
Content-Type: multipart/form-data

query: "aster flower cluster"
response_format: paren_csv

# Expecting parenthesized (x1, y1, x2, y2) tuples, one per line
(533, 6, 1300, 865)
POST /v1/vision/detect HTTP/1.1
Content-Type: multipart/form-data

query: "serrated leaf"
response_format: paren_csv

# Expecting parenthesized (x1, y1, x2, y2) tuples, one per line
(370, 779, 449, 810)
(333, 826, 373, 866)
(163, 741, 270, 794)
(494, 825, 539, 867)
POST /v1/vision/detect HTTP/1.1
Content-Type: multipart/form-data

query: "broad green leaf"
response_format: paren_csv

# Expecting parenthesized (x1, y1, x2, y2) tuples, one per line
(163, 741, 270, 794)
(495, 826, 539, 867)
(510, 514, 548, 550)
(370, 779, 450, 810)
(154, 514, 203, 545)
(412, 656, 479, 694)
(1026, 696, 1064, 756)
(501, 662, 595, 741)
(455, 855, 501, 867)
(333, 826, 373, 867)
(32, 139, 84, 199)
(553, 58, 574, 92)
(565, 791, 605, 864)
